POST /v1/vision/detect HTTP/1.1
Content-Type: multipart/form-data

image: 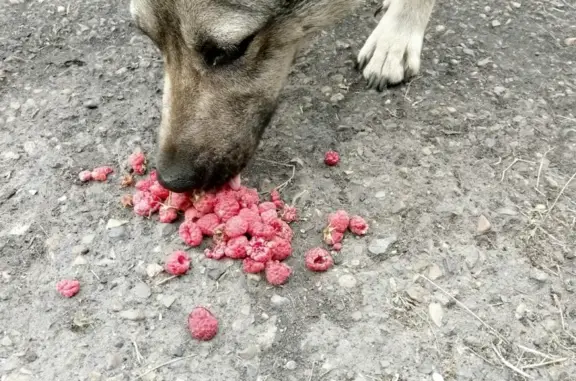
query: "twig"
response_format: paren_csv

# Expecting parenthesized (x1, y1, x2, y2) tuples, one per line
(90, 269, 101, 281)
(521, 358, 568, 370)
(516, 344, 558, 360)
(535, 148, 553, 191)
(500, 158, 535, 182)
(132, 339, 144, 364)
(276, 164, 296, 192)
(134, 354, 195, 380)
(464, 346, 494, 365)
(419, 275, 508, 343)
(543, 170, 576, 222)
(308, 361, 315, 381)
(155, 275, 177, 286)
(491, 344, 534, 379)
(553, 294, 566, 331)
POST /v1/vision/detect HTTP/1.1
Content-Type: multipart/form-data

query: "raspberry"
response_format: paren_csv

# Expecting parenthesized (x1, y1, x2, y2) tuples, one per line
(196, 213, 221, 236)
(349, 215, 368, 235)
(129, 151, 147, 175)
(56, 279, 80, 298)
(133, 192, 160, 216)
(248, 221, 276, 240)
(91, 166, 114, 181)
(305, 248, 333, 272)
(224, 236, 249, 259)
(78, 170, 92, 182)
(188, 307, 218, 341)
(165, 251, 191, 275)
(243, 258, 266, 273)
(273, 199, 285, 209)
(323, 228, 344, 246)
(135, 178, 153, 192)
(214, 195, 240, 222)
(150, 182, 170, 200)
(269, 218, 293, 242)
(159, 205, 178, 223)
(260, 209, 278, 225)
(204, 243, 226, 260)
(193, 192, 216, 214)
(148, 170, 158, 182)
(179, 220, 203, 246)
(324, 150, 340, 166)
(229, 174, 241, 190)
(224, 215, 248, 238)
(332, 243, 342, 251)
(169, 192, 192, 211)
(265, 261, 292, 285)
(238, 208, 261, 228)
(328, 210, 350, 233)
(270, 237, 292, 261)
(270, 189, 281, 202)
(258, 202, 277, 214)
(237, 188, 260, 208)
(120, 194, 133, 207)
(247, 237, 272, 263)
(280, 205, 298, 223)
(184, 207, 201, 222)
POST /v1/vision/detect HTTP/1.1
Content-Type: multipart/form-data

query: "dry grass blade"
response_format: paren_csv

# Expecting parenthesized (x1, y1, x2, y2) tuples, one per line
(543, 171, 576, 222)
(521, 358, 568, 370)
(491, 344, 534, 379)
(134, 354, 195, 380)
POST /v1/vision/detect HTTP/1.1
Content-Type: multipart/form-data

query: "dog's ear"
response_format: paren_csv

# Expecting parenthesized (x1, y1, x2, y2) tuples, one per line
(276, 0, 361, 43)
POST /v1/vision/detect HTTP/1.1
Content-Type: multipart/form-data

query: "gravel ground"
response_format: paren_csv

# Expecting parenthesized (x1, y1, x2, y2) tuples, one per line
(1, 0, 576, 380)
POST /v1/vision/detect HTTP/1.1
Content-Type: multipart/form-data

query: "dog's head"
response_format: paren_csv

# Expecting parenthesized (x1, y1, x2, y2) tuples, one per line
(130, 0, 357, 192)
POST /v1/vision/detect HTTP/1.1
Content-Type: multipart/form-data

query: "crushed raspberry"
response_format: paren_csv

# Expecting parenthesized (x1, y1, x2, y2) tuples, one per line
(169, 192, 192, 211)
(243, 258, 266, 273)
(196, 214, 220, 236)
(225, 236, 249, 259)
(193, 192, 216, 214)
(229, 174, 241, 190)
(204, 242, 226, 260)
(91, 166, 114, 181)
(133, 192, 160, 216)
(305, 248, 333, 272)
(214, 195, 240, 222)
(332, 243, 342, 251)
(270, 237, 292, 261)
(248, 221, 276, 240)
(324, 150, 340, 166)
(265, 261, 292, 285)
(273, 199, 285, 209)
(270, 189, 281, 202)
(150, 182, 170, 200)
(260, 209, 278, 225)
(129, 151, 147, 175)
(135, 178, 153, 192)
(238, 208, 261, 228)
(349, 215, 368, 235)
(188, 307, 218, 341)
(258, 202, 277, 214)
(270, 218, 293, 242)
(328, 210, 350, 232)
(159, 205, 178, 223)
(148, 170, 158, 182)
(184, 207, 201, 222)
(56, 279, 80, 298)
(323, 228, 344, 246)
(179, 220, 203, 246)
(237, 188, 260, 208)
(120, 194, 133, 207)
(79, 170, 92, 182)
(280, 205, 298, 223)
(224, 216, 248, 238)
(165, 251, 191, 275)
(247, 237, 272, 263)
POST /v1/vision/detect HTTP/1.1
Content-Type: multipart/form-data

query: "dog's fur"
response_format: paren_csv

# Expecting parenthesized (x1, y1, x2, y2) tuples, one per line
(129, 0, 435, 191)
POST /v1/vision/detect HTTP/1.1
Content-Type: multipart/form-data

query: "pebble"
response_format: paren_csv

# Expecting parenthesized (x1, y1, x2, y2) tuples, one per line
(511, 1, 521, 8)
(106, 219, 128, 229)
(271, 294, 290, 307)
(285, 360, 297, 370)
(238, 345, 260, 360)
(146, 263, 163, 278)
(463, 246, 481, 269)
(429, 303, 444, 327)
(72, 245, 89, 255)
(493, 86, 506, 96)
(391, 200, 406, 214)
(105, 353, 122, 370)
(428, 264, 443, 280)
(529, 269, 548, 282)
(1, 336, 13, 346)
(432, 372, 445, 381)
(169, 344, 184, 357)
(477, 215, 491, 233)
(368, 235, 397, 256)
(133, 282, 152, 299)
(83, 99, 99, 109)
(119, 309, 145, 321)
(82, 234, 96, 245)
(375, 191, 386, 199)
(9, 223, 30, 236)
(338, 274, 358, 289)
(330, 93, 345, 103)
(406, 285, 427, 302)
(108, 226, 126, 238)
(73, 255, 88, 266)
(565, 37, 576, 46)
(491, 20, 501, 27)
(351, 311, 362, 321)
(23, 350, 38, 363)
(160, 294, 177, 308)
(207, 267, 226, 281)
(3, 357, 20, 372)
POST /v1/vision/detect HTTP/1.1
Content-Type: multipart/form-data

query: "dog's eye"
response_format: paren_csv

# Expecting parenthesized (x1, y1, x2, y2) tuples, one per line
(200, 34, 255, 67)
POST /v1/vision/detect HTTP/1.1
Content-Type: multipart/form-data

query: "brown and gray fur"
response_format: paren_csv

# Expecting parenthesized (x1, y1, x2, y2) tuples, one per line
(129, 0, 435, 192)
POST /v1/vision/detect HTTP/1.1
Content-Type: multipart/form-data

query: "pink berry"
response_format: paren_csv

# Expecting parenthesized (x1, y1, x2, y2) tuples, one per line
(188, 307, 218, 341)
(165, 251, 191, 275)
(332, 243, 343, 251)
(238, 208, 261, 228)
(224, 236, 249, 259)
(204, 243, 226, 260)
(305, 248, 333, 272)
(258, 202, 277, 214)
(193, 193, 216, 214)
(328, 210, 350, 233)
(158, 206, 178, 223)
(248, 221, 276, 240)
(323, 228, 344, 246)
(184, 207, 202, 222)
(150, 182, 170, 200)
(135, 178, 153, 192)
(129, 151, 147, 175)
(78, 170, 92, 182)
(270, 189, 281, 202)
(214, 195, 240, 222)
(56, 279, 80, 298)
(280, 205, 298, 223)
(265, 261, 292, 285)
(224, 216, 248, 238)
(169, 192, 192, 211)
(91, 166, 113, 181)
(324, 150, 340, 166)
(196, 213, 221, 236)
(242, 258, 266, 274)
(269, 218, 293, 242)
(270, 237, 292, 261)
(179, 220, 203, 247)
(349, 216, 369, 236)
(260, 209, 278, 225)
(237, 188, 260, 208)
(247, 237, 272, 263)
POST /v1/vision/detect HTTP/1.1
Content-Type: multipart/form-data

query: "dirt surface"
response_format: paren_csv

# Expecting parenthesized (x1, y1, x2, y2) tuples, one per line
(1, 0, 576, 380)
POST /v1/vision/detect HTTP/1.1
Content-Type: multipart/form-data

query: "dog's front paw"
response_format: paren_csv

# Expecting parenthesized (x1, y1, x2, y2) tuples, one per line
(357, 8, 426, 90)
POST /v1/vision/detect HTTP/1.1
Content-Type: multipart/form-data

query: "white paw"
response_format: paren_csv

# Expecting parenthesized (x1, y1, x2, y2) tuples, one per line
(357, 8, 425, 90)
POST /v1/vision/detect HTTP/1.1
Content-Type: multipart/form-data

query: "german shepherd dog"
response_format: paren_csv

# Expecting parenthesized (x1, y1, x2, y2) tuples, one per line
(129, 0, 435, 192)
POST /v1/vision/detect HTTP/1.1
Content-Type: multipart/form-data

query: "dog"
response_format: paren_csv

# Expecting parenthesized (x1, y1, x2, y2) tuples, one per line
(129, 0, 435, 192)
